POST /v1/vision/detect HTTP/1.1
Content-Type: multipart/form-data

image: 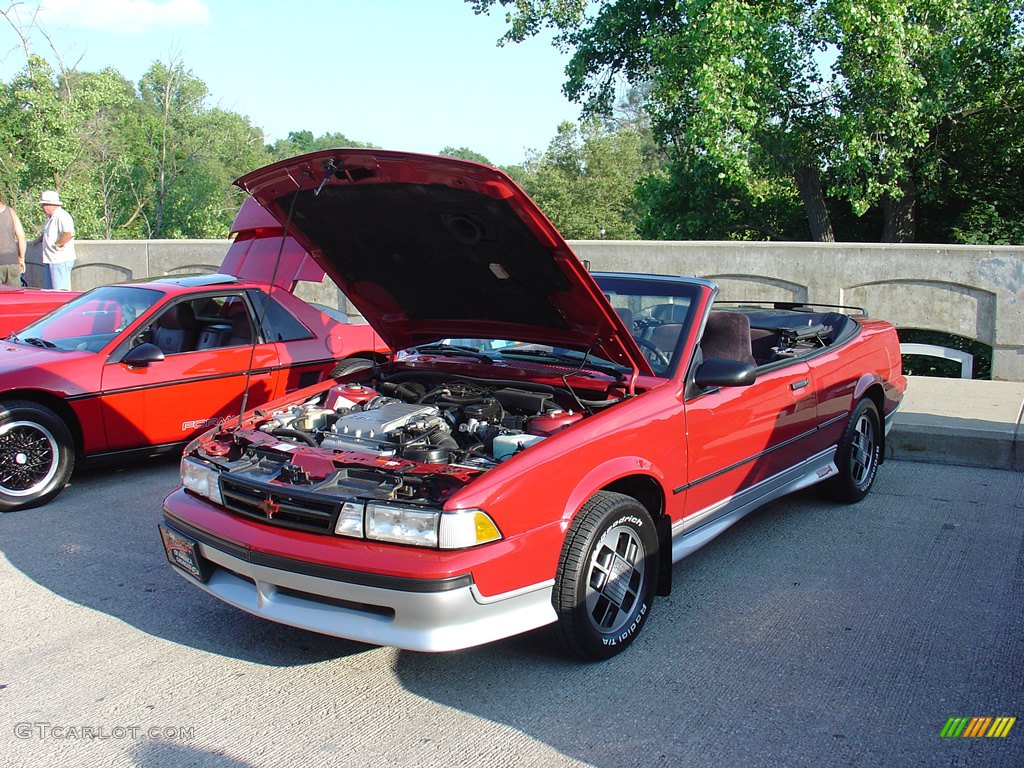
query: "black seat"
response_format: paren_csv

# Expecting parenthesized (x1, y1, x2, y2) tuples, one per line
(152, 304, 198, 354)
(651, 303, 689, 323)
(700, 311, 755, 366)
(196, 323, 232, 350)
(227, 312, 253, 346)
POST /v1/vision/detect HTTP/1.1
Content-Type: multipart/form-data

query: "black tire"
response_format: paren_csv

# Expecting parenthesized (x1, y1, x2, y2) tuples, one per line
(329, 357, 377, 379)
(553, 491, 659, 660)
(825, 398, 881, 504)
(0, 400, 75, 512)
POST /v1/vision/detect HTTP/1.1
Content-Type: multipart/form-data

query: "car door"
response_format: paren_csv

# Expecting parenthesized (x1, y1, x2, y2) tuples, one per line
(97, 295, 281, 451)
(682, 361, 819, 518)
(677, 309, 821, 526)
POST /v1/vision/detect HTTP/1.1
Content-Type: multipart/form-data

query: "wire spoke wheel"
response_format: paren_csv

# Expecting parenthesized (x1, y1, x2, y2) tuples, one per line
(0, 400, 74, 512)
(0, 420, 60, 495)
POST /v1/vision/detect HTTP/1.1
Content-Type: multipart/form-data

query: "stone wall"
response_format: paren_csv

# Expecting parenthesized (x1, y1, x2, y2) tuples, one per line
(23, 238, 1024, 380)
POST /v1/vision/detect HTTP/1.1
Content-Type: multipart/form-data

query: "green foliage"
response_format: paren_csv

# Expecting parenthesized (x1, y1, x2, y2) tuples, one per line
(472, 0, 1024, 244)
(267, 130, 378, 161)
(439, 146, 494, 165)
(515, 119, 645, 239)
(898, 328, 992, 380)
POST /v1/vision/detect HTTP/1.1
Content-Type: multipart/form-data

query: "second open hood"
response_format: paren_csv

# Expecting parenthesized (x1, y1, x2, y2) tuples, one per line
(234, 149, 651, 374)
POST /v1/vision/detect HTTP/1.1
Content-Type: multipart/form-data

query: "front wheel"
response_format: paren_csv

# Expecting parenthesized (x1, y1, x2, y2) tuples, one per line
(0, 400, 75, 512)
(553, 491, 659, 660)
(825, 398, 881, 504)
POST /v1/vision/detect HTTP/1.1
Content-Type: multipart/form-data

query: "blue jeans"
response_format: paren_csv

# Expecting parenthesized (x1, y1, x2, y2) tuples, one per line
(48, 261, 75, 290)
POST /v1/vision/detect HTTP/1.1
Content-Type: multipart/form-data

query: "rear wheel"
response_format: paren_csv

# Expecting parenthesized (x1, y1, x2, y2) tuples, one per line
(329, 357, 377, 379)
(0, 400, 75, 512)
(553, 491, 659, 660)
(825, 398, 881, 504)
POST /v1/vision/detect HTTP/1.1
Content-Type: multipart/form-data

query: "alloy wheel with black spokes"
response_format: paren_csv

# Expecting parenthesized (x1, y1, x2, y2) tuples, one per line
(553, 491, 659, 660)
(0, 400, 75, 512)
(825, 398, 881, 504)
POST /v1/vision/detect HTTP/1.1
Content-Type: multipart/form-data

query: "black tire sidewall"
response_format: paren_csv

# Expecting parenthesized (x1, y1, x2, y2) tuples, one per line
(0, 400, 75, 512)
(829, 398, 881, 504)
(329, 357, 376, 379)
(554, 492, 659, 660)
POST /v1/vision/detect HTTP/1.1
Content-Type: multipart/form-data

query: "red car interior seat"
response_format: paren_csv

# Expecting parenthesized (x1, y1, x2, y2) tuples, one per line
(227, 312, 254, 346)
(153, 304, 199, 354)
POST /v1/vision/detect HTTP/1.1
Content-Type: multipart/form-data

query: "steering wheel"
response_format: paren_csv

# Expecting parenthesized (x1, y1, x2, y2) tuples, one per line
(636, 337, 670, 367)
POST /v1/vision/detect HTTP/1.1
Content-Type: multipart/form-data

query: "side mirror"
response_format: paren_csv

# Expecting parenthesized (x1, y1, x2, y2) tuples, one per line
(694, 357, 757, 388)
(122, 342, 165, 368)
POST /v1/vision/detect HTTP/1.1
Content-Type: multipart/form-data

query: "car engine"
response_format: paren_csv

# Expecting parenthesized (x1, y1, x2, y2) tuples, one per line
(255, 376, 584, 468)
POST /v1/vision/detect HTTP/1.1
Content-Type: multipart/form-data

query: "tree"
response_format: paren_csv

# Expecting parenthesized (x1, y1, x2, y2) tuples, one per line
(472, 0, 1024, 244)
(517, 118, 645, 239)
(0, 55, 132, 236)
(130, 59, 268, 238)
(439, 146, 494, 165)
(267, 130, 377, 161)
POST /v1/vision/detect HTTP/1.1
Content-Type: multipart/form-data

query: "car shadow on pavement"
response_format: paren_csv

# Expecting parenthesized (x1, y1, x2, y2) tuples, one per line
(133, 741, 257, 768)
(0, 456, 373, 667)
(385, 465, 1024, 768)
(386, 491, 835, 767)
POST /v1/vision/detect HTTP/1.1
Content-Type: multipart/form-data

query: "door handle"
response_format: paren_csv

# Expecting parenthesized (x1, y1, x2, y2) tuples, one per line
(791, 379, 809, 391)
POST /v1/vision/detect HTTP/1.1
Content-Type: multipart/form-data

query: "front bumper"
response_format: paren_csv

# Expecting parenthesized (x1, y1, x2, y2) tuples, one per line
(160, 513, 557, 653)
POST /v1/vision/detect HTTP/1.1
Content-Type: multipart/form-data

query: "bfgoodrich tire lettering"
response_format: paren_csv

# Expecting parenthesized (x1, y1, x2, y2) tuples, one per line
(553, 491, 659, 660)
(825, 398, 881, 504)
(0, 400, 75, 512)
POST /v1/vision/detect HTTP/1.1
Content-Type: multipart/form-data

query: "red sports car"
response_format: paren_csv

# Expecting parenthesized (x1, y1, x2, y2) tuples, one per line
(160, 149, 905, 660)
(0, 202, 387, 512)
(0, 285, 80, 336)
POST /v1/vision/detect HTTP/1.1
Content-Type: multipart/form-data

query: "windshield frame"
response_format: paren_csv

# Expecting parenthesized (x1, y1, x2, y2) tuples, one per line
(13, 286, 164, 354)
(400, 274, 706, 379)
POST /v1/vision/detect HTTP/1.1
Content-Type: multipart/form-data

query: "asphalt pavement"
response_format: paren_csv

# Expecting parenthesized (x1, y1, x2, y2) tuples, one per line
(1, 451, 1021, 767)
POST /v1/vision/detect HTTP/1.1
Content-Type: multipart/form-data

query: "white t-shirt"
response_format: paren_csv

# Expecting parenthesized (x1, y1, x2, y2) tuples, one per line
(41, 207, 76, 264)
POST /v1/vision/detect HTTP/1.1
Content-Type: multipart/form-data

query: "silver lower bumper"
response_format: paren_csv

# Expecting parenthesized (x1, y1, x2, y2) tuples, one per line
(178, 537, 557, 653)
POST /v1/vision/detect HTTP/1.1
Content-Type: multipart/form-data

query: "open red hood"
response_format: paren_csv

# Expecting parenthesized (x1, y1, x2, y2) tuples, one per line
(234, 149, 650, 374)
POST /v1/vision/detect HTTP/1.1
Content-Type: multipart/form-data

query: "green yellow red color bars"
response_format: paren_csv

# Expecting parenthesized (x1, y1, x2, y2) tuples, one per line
(940, 716, 1016, 738)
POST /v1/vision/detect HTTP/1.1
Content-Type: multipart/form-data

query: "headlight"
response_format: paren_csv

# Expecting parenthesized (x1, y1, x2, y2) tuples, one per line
(367, 502, 439, 547)
(335, 502, 502, 549)
(180, 457, 223, 505)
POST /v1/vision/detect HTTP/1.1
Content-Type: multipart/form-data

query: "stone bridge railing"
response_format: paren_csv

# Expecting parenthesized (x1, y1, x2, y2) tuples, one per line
(23, 238, 1024, 381)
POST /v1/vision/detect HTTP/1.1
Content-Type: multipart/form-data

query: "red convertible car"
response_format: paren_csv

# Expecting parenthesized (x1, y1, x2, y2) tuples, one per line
(0, 203, 387, 513)
(159, 149, 905, 660)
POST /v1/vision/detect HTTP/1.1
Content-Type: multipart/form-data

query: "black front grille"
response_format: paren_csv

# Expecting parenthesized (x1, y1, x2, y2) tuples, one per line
(220, 475, 340, 534)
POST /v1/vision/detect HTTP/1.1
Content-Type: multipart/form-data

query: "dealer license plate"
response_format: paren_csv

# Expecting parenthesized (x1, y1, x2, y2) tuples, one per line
(159, 523, 212, 582)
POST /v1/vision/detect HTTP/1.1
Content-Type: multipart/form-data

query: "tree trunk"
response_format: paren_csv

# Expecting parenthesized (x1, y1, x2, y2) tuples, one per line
(793, 163, 835, 242)
(882, 178, 916, 242)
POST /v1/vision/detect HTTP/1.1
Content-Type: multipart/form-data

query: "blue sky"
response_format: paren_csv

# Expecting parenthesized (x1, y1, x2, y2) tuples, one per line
(1, 0, 582, 166)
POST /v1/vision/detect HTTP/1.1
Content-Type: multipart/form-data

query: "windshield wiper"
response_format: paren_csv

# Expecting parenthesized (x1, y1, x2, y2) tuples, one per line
(413, 344, 493, 364)
(21, 337, 58, 349)
(498, 348, 622, 377)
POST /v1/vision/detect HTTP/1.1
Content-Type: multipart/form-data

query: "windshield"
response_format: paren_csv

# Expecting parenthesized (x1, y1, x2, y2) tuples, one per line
(403, 275, 703, 377)
(13, 286, 162, 353)
(596, 274, 700, 375)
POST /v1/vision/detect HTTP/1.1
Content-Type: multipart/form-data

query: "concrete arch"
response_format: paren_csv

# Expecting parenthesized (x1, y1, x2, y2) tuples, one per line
(70, 262, 133, 292)
(167, 263, 221, 276)
(702, 274, 808, 303)
(844, 279, 997, 345)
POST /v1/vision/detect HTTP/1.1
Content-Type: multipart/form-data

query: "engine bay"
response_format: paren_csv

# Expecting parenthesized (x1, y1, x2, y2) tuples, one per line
(196, 372, 597, 506)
